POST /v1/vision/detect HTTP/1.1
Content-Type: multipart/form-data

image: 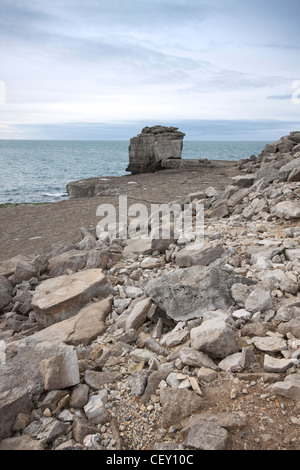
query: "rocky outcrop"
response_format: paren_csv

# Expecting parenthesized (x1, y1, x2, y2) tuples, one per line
(126, 125, 185, 174)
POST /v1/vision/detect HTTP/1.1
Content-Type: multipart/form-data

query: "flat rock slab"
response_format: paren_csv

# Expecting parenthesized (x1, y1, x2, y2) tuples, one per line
(84, 370, 123, 390)
(175, 242, 224, 268)
(182, 411, 246, 433)
(145, 265, 253, 322)
(271, 373, 300, 401)
(47, 249, 88, 277)
(31, 268, 114, 327)
(252, 336, 287, 353)
(183, 421, 228, 450)
(264, 354, 298, 373)
(179, 347, 218, 370)
(31, 297, 112, 346)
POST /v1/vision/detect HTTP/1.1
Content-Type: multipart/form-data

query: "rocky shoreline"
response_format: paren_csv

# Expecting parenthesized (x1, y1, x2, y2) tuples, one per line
(0, 131, 300, 451)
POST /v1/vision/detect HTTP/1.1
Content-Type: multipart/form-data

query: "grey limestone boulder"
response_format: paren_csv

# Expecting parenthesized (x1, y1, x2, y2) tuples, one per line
(40, 349, 80, 391)
(83, 391, 109, 425)
(190, 317, 239, 359)
(175, 242, 224, 268)
(145, 265, 253, 322)
(271, 201, 300, 220)
(183, 421, 228, 450)
(271, 373, 300, 401)
(0, 387, 33, 441)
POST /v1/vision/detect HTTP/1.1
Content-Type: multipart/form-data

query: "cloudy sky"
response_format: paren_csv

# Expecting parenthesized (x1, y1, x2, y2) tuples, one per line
(0, 0, 299, 140)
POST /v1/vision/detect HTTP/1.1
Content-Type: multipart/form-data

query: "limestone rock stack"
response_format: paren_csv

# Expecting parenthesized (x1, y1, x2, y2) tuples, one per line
(126, 125, 185, 174)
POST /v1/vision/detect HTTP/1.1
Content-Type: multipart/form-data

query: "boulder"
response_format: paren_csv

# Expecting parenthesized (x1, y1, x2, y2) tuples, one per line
(278, 156, 300, 181)
(190, 317, 239, 359)
(31, 297, 112, 346)
(31, 268, 114, 327)
(0, 340, 80, 404)
(182, 411, 246, 433)
(244, 287, 273, 313)
(36, 419, 70, 443)
(218, 352, 243, 371)
(271, 201, 300, 220)
(231, 175, 255, 188)
(145, 265, 253, 322)
(47, 250, 88, 277)
(40, 349, 80, 391)
(70, 384, 90, 408)
(144, 337, 169, 357)
(175, 242, 224, 268)
(264, 355, 298, 373)
(278, 319, 300, 339)
(140, 370, 170, 404)
(0, 255, 33, 278)
(288, 167, 300, 182)
(289, 131, 300, 143)
(252, 336, 287, 353)
(178, 347, 218, 370)
(84, 370, 123, 390)
(13, 255, 48, 285)
(0, 388, 33, 441)
(271, 373, 300, 401)
(231, 283, 253, 308)
(123, 237, 173, 256)
(125, 297, 152, 330)
(160, 327, 189, 347)
(128, 370, 151, 397)
(84, 391, 109, 425)
(183, 421, 228, 450)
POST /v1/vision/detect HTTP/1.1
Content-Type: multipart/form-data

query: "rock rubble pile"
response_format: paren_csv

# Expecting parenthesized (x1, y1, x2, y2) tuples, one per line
(0, 132, 299, 450)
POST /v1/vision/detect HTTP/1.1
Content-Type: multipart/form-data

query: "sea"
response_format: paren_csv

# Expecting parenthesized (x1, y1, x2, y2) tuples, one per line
(0, 140, 270, 204)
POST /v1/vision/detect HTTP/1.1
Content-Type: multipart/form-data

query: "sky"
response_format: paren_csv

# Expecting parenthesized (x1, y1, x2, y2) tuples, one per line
(0, 0, 299, 140)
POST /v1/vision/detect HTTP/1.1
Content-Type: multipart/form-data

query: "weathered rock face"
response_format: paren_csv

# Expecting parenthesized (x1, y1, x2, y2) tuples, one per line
(145, 265, 254, 322)
(126, 125, 185, 174)
(31, 269, 114, 327)
(32, 297, 113, 346)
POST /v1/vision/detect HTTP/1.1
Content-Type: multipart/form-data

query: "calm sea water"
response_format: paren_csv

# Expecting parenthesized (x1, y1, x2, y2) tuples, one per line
(0, 140, 269, 204)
